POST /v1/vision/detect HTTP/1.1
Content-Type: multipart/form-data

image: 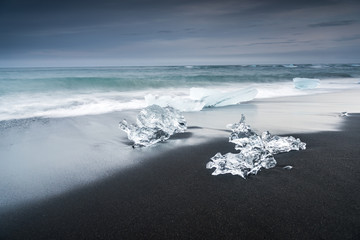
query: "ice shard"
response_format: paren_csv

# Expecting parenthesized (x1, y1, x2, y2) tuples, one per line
(261, 131, 306, 154)
(283, 165, 293, 170)
(119, 104, 187, 147)
(206, 115, 306, 178)
(293, 78, 320, 89)
(339, 112, 348, 117)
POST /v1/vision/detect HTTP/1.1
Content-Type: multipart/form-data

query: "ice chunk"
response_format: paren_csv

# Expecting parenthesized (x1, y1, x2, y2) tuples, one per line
(206, 152, 276, 178)
(145, 94, 205, 112)
(293, 78, 320, 89)
(261, 131, 306, 154)
(206, 114, 306, 178)
(119, 104, 187, 147)
(283, 165, 293, 170)
(190, 87, 258, 107)
(339, 112, 348, 117)
(145, 87, 258, 112)
(189, 88, 219, 101)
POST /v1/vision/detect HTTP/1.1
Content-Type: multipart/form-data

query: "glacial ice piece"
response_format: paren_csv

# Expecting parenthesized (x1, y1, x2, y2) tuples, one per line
(206, 114, 306, 178)
(189, 87, 258, 107)
(339, 112, 348, 117)
(261, 131, 306, 154)
(144, 87, 258, 112)
(283, 165, 293, 170)
(119, 104, 187, 147)
(293, 78, 320, 89)
(144, 94, 205, 112)
(189, 88, 219, 101)
(206, 152, 276, 178)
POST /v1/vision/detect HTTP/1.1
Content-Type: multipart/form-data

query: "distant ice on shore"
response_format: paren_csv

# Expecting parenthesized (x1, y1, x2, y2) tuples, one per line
(293, 78, 320, 89)
(206, 115, 306, 178)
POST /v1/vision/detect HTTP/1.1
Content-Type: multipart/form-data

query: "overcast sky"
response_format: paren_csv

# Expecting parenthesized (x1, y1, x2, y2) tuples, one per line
(1, 0, 359, 67)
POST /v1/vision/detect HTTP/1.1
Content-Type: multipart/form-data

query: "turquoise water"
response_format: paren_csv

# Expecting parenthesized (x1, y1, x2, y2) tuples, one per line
(1, 64, 359, 94)
(0, 64, 359, 120)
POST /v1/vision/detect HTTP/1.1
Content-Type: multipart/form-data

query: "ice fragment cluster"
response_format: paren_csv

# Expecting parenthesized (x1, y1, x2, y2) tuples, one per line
(206, 115, 306, 178)
(119, 104, 187, 147)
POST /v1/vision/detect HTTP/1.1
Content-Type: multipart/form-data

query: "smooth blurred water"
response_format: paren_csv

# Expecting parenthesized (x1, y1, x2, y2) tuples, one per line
(1, 64, 359, 94)
(0, 64, 359, 121)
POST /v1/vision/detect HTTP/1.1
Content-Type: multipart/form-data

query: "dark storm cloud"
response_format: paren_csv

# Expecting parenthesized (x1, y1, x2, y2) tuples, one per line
(0, 0, 360, 66)
(309, 20, 356, 27)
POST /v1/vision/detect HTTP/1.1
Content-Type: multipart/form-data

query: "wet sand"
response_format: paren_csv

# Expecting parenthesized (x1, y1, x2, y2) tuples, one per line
(1, 114, 359, 239)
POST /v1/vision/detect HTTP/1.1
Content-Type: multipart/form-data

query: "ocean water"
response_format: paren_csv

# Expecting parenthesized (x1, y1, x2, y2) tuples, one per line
(1, 64, 360, 210)
(1, 64, 360, 120)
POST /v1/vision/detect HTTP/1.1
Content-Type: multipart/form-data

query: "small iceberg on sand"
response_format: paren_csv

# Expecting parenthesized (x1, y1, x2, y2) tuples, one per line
(190, 87, 258, 108)
(206, 115, 306, 178)
(119, 105, 187, 147)
(283, 165, 293, 170)
(293, 77, 320, 89)
(145, 87, 258, 112)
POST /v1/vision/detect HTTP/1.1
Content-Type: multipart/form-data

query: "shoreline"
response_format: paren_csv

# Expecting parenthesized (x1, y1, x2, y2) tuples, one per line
(1, 89, 360, 211)
(1, 114, 359, 239)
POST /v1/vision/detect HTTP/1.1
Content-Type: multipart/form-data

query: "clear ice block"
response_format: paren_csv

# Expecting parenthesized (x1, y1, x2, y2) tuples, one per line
(119, 104, 187, 147)
(293, 78, 320, 89)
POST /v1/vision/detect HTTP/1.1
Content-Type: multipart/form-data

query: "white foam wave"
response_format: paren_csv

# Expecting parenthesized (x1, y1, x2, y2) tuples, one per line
(310, 65, 329, 69)
(0, 92, 146, 121)
(1, 78, 359, 121)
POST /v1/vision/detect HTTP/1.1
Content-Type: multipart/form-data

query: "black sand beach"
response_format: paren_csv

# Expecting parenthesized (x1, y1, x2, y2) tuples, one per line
(1, 114, 360, 240)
